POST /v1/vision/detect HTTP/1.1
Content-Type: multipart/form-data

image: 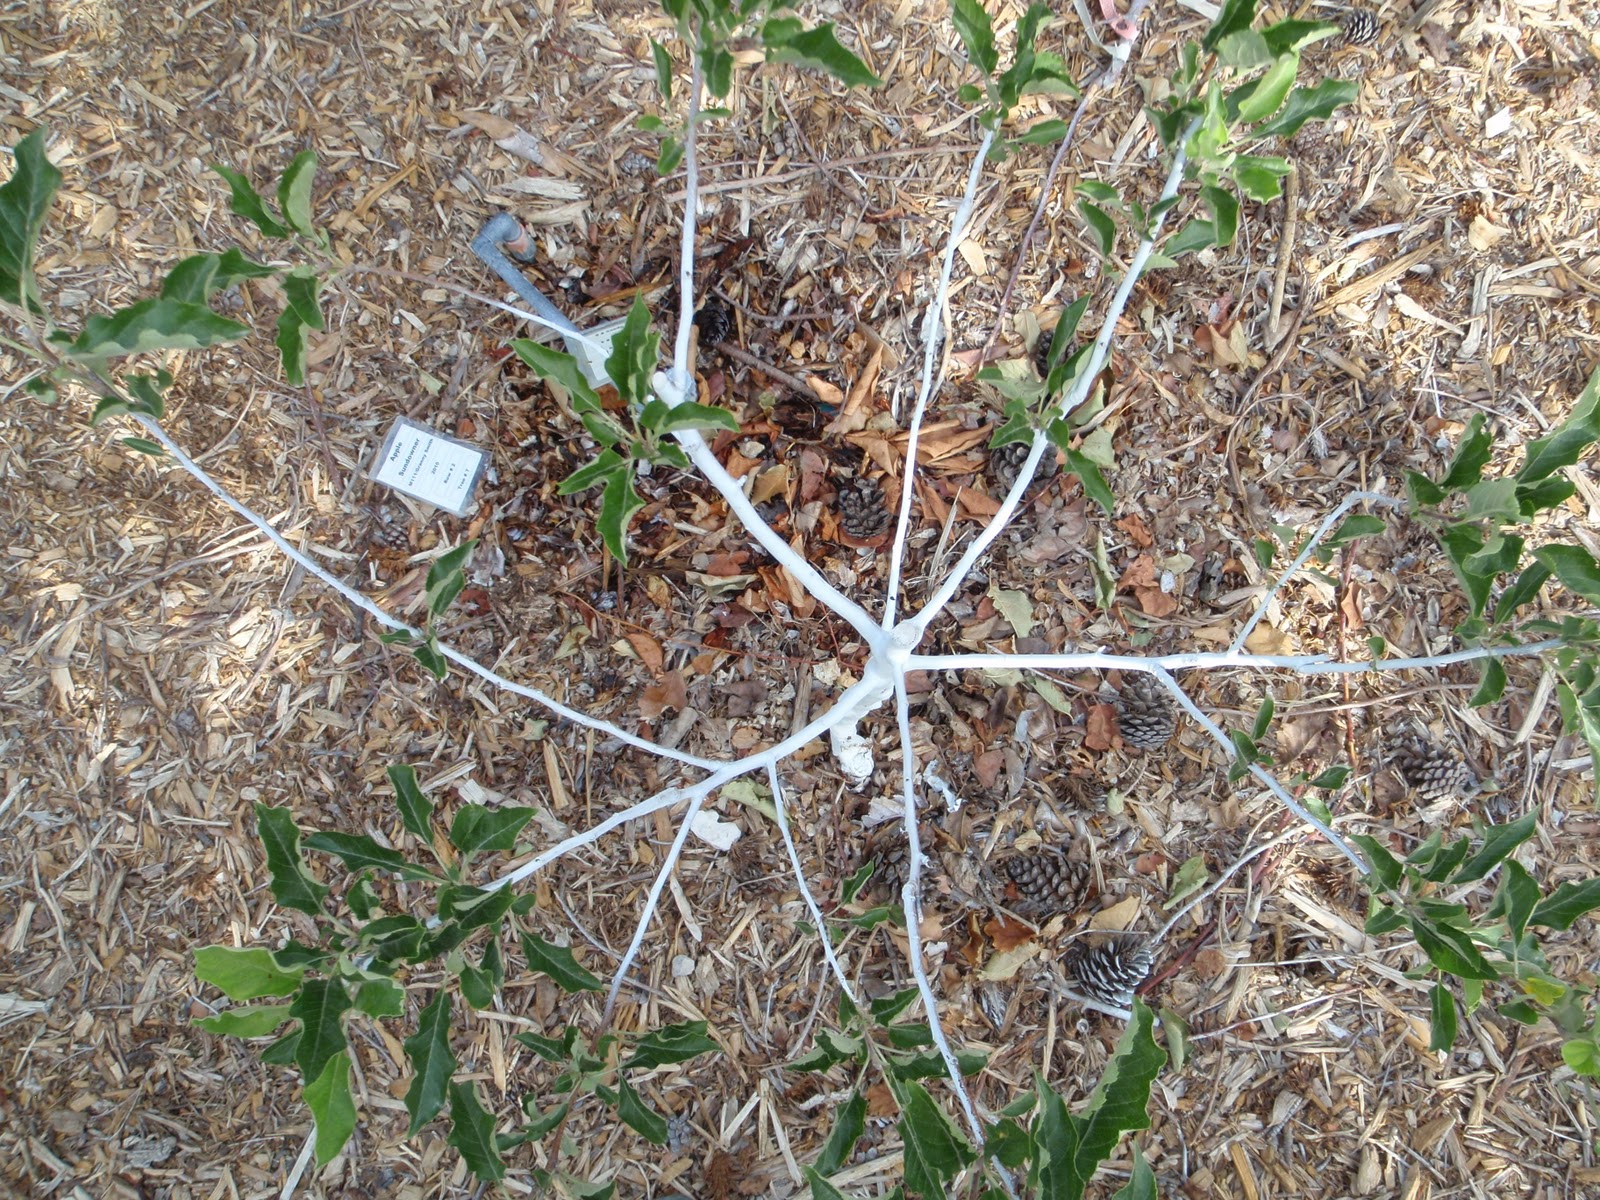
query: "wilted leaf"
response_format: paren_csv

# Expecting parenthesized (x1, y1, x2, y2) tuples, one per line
(640, 669, 688, 721)
(1086, 704, 1118, 752)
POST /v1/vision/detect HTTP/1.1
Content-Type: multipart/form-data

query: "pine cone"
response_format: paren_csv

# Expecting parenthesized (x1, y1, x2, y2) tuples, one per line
(989, 439, 1059, 494)
(1000, 850, 1090, 919)
(1066, 936, 1155, 1008)
(694, 297, 733, 347)
(864, 821, 935, 900)
(838, 474, 891, 540)
(1117, 675, 1177, 750)
(1391, 734, 1477, 803)
(1033, 328, 1056, 378)
(1341, 9, 1380, 46)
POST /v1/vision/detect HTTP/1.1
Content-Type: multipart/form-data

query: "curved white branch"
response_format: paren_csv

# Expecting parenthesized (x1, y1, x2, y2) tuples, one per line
(770, 763, 861, 1011)
(909, 115, 1204, 641)
(1229, 490, 1406, 654)
(883, 127, 999, 627)
(128, 413, 724, 771)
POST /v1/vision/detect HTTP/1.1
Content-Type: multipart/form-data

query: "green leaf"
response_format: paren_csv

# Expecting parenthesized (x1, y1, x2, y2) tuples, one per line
(614, 1075, 669, 1144)
(652, 400, 741, 434)
(1530, 878, 1600, 931)
(1159, 1006, 1191, 1072)
(597, 459, 647, 566)
(815, 1091, 867, 1177)
(1451, 812, 1537, 885)
(1516, 476, 1576, 517)
(404, 990, 456, 1135)
(304, 831, 418, 876)
(841, 861, 876, 904)
(0, 128, 63, 313)
(510, 338, 606, 416)
(1518, 365, 1600, 484)
(1534, 544, 1600, 606)
(447, 1080, 506, 1182)
(304, 1050, 356, 1164)
(657, 135, 685, 176)
(211, 164, 291, 238)
(118, 436, 166, 457)
(160, 254, 222, 304)
(1427, 983, 1458, 1053)
(870, 987, 922, 1026)
(1015, 119, 1072, 146)
(1563, 1036, 1600, 1078)
(276, 299, 315, 383)
(353, 976, 405, 1018)
(1496, 860, 1540, 940)
(520, 931, 602, 992)
(1308, 765, 1351, 790)
(261, 1029, 301, 1065)
(1232, 52, 1299, 124)
(1440, 413, 1493, 489)
(1251, 695, 1276, 740)
(413, 637, 448, 680)
(195, 1002, 294, 1037)
(605, 295, 659, 408)
(804, 1167, 849, 1200)
(1077, 200, 1116, 259)
(66, 298, 250, 361)
(516, 1026, 579, 1063)
(1252, 79, 1359, 139)
(288, 978, 352, 1087)
(459, 938, 504, 1010)
(762, 20, 882, 88)
(1030, 999, 1167, 1200)
(388, 764, 433, 841)
(890, 1077, 976, 1197)
(1201, 184, 1239, 249)
(276, 150, 320, 239)
(194, 945, 306, 1001)
(1409, 917, 1498, 981)
(348, 870, 382, 921)
(449, 804, 535, 856)
(1260, 18, 1340, 53)
(425, 538, 476, 619)
(1110, 1144, 1158, 1200)
(1164, 855, 1209, 910)
(651, 39, 673, 100)
(1470, 657, 1507, 708)
(1202, 0, 1258, 52)
(624, 1020, 718, 1069)
(438, 884, 517, 932)
(1063, 449, 1115, 516)
(951, 0, 998, 77)
(1232, 154, 1291, 202)
(561, 448, 630, 495)
(254, 803, 330, 916)
(1215, 29, 1273, 69)
(1326, 513, 1386, 548)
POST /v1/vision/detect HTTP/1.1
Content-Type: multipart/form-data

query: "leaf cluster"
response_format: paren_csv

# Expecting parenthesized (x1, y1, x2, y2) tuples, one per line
(1357, 815, 1600, 1069)
(798, 997, 1164, 1199)
(1406, 366, 1600, 761)
(510, 297, 738, 564)
(192, 769, 715, 1182)
(2, 132, 329, 452)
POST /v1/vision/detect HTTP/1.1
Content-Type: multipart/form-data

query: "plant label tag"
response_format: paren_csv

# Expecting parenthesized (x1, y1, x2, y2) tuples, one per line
(370, 417, 487, 517)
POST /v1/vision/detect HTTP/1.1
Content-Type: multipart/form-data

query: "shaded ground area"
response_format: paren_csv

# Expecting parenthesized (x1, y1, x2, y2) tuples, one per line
(3, 0, 1600, 1196)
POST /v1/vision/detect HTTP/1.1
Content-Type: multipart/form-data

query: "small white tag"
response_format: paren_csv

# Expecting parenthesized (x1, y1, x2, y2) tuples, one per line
(370, 417, 488, 517)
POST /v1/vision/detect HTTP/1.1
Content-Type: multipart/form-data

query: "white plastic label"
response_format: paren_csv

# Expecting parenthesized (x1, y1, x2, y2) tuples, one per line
(370, 417, 488, 517)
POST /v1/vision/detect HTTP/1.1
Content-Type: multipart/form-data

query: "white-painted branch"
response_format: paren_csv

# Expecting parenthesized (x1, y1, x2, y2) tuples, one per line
(668, 49, 705, 394)
(676, 429, 887, 646)
(127, 414, 724, 771)
(883, 127, 999, 627)
(910, 638, 1566, 677)
(1229, 490, 1406, 654)
(489, 675, 892, 892)
(602, 788, 706, 1023)
(892, 674, 987, 1145)
(770, 763, 861, 1012)
(909, 115, 1204, 640)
